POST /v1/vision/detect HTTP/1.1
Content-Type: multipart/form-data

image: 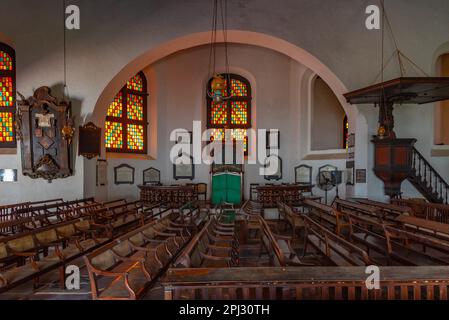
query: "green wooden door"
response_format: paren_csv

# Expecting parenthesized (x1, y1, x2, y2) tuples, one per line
(212, 172, 242, 205)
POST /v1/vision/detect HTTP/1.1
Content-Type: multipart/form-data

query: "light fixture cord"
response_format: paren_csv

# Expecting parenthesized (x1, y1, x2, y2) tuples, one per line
(62, 0, 70, 101)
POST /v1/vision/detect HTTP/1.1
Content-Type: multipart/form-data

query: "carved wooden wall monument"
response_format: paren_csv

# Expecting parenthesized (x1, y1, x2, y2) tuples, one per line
(17, 87, 74, 182)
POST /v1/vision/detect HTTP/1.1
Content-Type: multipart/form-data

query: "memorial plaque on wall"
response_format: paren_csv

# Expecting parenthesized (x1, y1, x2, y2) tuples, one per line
(114, 164, 135, 184)
(294, 165, 312, 184)
(17, 87, 74, 182)
(96, 159, 108, 186)
(143, 167, 161, 185)
(173, 154, 194, 180)
(79, 122, 101, 159)
(356, 169, 367, 183)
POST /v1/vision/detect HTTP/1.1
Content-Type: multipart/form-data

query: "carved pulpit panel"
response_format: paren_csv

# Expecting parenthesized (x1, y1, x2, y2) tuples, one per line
(17, 87, 74, 182)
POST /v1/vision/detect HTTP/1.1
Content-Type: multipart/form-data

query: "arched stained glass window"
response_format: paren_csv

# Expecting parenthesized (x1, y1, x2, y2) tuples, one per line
(0, 43, 16, 148)
(105, 72, 147, 153)
(343, 115, 349, 149)
(207, 74, 251, 155)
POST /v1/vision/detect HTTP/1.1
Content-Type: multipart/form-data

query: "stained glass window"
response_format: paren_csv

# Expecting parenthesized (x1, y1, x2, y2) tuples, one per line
(127, 124, 144, 150)
(107, 92, 123, 117)
(207, 74, 251, 155)
(105, 71, 147, 153)
(0, 51, 12, 71)
(127, 94, 144, 121)
(105, 121, 123, 149)
(0, 43, 16, 148)
(127, 73, 144, 92)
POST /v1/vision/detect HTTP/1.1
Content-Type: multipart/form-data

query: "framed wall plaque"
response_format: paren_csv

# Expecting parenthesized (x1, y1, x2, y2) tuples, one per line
(266, 129, 280, 150)
(114, 164, 135, 185)
(79, 122, 101, 159)
(96, 159, 108, 186)
(294, 164, 312, 185)
(264, 155, 282, 180)
(173, 153, 194, 180)
(346, 161, 355, 185)
(174, 130, 193, 144)
(0, 169, 17, 182)
(143, 167, 161, 185)
(356, 169, 367, 184)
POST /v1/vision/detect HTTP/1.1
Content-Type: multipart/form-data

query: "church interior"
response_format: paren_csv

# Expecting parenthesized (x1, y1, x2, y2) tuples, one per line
(2, 0, 449, 301)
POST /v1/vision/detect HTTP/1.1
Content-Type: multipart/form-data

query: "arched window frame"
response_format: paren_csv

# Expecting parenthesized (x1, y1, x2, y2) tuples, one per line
(105, 72, 148, 154)
(206, 74, 252, 156)
(0, 42, 16, 149)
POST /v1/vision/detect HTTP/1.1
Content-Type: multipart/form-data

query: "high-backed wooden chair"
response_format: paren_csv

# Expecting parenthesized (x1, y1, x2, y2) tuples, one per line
(196, 183, 207, 202)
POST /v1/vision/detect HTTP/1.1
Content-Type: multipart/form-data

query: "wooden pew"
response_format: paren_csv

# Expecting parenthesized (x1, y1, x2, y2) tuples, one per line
(84, 215, 192, 300)
(302, 199, 349, 235)
(0, 217, 109, 293)
(392, 199, 449, 223)
(302, 215, 372, 266)
(332, 198, 384, 221)
(0, 202, 106, 237)
(353, 198, 411, 217)
(259, 216, 310, 266)
(173, 217, 239, 269)
(277, 201, 304, 238)
(96, 201, 147, 237)
(346, 212, 448, 266)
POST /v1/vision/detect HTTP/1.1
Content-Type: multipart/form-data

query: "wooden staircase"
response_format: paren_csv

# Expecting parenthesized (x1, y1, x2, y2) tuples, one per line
(407, 147, 449, 204)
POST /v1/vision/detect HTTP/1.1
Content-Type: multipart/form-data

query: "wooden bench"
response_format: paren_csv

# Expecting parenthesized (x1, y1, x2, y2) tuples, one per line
(392, 199, 449, 223)
(259, 216, 310, 266)
(302, 199, 349, 235)
(174, 217, 239, 269)
(0, 201, 105, 237)
(84, 215, 192, 300)
(353, 198, 410, 218)
(277, 201, 304, 238)
(0, 217, 109, 293)
(333, 198, 387, 221)
(302, 215, 372, 266)
(346, 212, 447, 266)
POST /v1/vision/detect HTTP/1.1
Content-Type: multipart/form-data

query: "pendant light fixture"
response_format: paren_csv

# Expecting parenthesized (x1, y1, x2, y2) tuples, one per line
(207, 0, 233, 104)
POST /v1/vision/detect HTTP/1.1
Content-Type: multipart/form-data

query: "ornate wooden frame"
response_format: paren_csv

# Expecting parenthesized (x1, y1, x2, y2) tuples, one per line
(79, 122, 101, 159)
(17, 87, 74, 182)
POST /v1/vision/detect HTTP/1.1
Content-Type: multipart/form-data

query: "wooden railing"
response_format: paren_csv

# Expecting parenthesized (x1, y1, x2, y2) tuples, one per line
(410, 147, 449, 204)
(162, 266, 449, 300)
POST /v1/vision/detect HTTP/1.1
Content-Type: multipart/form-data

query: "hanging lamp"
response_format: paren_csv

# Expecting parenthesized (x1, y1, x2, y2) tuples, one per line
(207, 0, 233, 104)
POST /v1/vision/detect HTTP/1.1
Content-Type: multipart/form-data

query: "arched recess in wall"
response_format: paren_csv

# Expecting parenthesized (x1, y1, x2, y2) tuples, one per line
(311, 76, 347, 151)
(91, 31, 359, 127)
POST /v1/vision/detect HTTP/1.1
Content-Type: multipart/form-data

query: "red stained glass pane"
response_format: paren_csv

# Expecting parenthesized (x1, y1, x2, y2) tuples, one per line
(105, 121, 123, 149)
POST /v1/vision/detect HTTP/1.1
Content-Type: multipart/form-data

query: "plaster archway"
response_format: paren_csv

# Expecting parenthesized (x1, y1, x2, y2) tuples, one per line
(87, 30, 367, 200)
(91, 30, 359, 124)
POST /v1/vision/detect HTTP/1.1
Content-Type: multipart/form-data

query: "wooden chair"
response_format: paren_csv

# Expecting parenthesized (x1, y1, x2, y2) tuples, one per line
(196, 183, 207, 202)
